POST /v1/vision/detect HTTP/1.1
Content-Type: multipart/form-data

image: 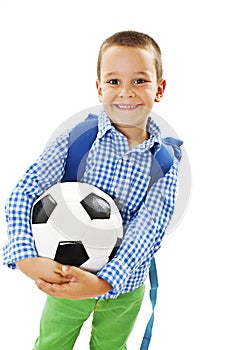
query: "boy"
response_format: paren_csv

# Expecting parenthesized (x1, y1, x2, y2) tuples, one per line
(3, 31, 180, 349)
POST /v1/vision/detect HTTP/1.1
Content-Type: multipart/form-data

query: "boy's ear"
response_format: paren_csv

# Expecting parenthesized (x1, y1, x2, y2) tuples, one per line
(155, 79, 166, 103)
(96, 80, 103, 102)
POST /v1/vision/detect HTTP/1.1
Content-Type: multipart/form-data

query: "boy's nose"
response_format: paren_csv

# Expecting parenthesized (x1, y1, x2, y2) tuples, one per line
(118, 86, 136, 98)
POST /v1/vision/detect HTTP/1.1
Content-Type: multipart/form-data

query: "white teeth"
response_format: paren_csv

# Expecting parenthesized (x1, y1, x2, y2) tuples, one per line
(116, 104, 138, 109)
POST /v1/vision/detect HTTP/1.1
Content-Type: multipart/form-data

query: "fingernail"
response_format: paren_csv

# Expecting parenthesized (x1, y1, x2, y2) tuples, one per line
(62, 265, 68, 273)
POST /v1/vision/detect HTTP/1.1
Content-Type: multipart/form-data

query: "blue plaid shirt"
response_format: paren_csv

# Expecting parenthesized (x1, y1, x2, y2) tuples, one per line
(3, 111, 179, 299)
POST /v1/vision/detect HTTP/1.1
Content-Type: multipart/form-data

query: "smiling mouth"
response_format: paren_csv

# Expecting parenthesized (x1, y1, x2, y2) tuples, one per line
(114, 104, 141, 110)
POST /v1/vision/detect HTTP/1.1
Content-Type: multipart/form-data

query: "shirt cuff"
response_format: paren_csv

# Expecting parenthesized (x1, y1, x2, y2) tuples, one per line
(97, 258, 131, 297)
(3, 236, 38, 269)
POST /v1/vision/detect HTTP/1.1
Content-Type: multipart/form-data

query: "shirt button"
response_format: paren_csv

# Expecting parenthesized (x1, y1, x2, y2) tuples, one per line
(123, 155, 128, 161)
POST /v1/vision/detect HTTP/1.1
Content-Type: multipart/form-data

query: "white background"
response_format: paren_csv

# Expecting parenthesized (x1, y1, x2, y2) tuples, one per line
(0, 1, 231, 349)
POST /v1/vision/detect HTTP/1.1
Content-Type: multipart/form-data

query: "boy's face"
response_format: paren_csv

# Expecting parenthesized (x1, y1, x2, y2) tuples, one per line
(96, 45, 165, 129)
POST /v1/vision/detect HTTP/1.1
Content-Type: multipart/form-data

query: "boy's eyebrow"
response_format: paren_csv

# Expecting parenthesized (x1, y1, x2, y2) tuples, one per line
(103, 71, 151, 79)
(135, 71, 151, 76)
(103, 72, 118, 78)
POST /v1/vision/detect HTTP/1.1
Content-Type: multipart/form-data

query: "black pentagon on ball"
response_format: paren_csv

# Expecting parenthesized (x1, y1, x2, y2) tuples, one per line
(108, 237, 123, 261)
(54, 241, 89, 267)
(81, 192, 111, 220)
(32, 195, 57, 224)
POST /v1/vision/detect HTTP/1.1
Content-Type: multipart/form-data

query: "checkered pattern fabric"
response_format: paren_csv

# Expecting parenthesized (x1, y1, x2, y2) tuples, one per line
(3, 110, 179, 299)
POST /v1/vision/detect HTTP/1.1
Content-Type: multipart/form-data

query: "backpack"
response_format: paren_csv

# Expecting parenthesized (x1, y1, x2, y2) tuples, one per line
(61, 113, 183, 350)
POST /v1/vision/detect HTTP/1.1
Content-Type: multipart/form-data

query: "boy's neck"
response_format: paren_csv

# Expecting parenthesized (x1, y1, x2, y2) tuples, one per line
(113, 123, 149, 149)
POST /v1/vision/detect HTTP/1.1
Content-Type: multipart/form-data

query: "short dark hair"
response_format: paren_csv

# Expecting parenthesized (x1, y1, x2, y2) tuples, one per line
(97, 30, 163, 81)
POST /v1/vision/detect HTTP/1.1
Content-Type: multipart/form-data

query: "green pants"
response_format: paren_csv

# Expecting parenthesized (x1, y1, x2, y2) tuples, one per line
(34, 284, 145, 350)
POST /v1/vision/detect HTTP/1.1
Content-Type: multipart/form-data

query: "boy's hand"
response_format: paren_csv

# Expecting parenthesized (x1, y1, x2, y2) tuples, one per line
(35, 265, 112, 299)
(16, 257, 71, 284)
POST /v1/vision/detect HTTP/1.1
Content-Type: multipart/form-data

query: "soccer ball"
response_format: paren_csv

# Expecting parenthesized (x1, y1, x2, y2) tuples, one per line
(31, 182, 123, 273)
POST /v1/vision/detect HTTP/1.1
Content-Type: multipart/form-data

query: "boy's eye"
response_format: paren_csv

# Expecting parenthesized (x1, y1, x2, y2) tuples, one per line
(134, 79, 146, 84)
(107, 79, 119, 85)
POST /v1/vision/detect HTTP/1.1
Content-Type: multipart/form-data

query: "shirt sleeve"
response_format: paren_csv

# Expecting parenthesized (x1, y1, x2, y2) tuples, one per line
(97, 160, 179, 297)
(2, 130, 70, 269)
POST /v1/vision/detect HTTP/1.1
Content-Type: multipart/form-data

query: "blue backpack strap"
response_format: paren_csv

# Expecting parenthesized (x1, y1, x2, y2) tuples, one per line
(61, 114, 98, 182)
(163, 137, 183, 161)
(140, 258, 158, 350)
(148, 137, 183, 190)
(141, 137, 183, 350)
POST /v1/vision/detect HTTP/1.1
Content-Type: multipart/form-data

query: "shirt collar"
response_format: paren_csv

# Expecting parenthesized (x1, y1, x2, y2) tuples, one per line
(146, 115, 162, 147)
(97, 109, 162, 147)
(97, 110, 114, 139)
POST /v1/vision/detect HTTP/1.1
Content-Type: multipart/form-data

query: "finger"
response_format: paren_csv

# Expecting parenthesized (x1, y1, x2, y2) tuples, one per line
(35, 279, 61, 297)
(35, 279, 79, 299)
(54, 271, 72, 282)
(57, 276, 72, 283)
(35, 279, 52, 293)
(62, 265, 86, 277)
